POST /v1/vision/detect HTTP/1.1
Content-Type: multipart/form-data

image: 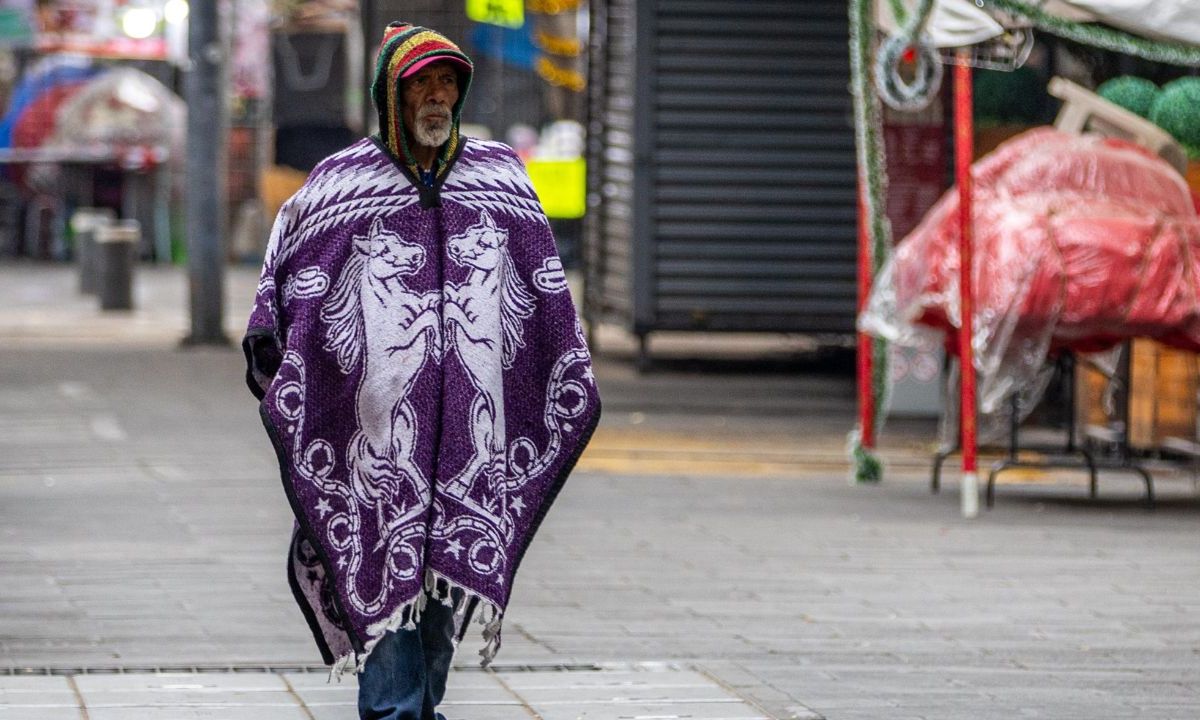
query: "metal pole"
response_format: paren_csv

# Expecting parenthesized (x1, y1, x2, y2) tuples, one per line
(856, 192, 875, 454)
(955, 50, 978, 518)
(184, 0, 228, 345)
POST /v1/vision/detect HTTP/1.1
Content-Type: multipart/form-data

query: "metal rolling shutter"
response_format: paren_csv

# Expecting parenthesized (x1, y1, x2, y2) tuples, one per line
(585, 0, 638, 324)
(649, 0, 858, 333)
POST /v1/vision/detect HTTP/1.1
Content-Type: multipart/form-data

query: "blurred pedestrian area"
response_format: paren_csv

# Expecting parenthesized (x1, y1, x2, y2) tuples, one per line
(1, 259, 1199, 720)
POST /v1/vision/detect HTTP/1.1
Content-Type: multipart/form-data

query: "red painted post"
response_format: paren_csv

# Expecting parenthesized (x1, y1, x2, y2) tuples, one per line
(954, 50, 979, 517)
(857, 192, 875, 452)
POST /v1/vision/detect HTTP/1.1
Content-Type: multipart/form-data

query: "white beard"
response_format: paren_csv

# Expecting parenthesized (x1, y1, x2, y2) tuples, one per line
(412, 108, 452, 148)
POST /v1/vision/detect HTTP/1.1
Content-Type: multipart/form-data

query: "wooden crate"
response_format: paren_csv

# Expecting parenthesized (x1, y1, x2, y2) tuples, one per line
(1077, 340, 1199, 450)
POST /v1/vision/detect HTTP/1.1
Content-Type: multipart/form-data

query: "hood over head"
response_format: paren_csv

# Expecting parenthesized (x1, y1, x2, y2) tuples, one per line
(371, 21, 473, 175)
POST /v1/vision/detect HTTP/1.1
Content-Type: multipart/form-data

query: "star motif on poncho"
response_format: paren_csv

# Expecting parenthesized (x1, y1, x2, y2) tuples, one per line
(510, 496, 526, 517)
(445, 539, 464, 559)
(316, 498, 333, 519)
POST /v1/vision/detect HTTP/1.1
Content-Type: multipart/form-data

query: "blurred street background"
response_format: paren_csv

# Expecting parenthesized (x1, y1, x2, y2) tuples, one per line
(1, 1, 1199, 719)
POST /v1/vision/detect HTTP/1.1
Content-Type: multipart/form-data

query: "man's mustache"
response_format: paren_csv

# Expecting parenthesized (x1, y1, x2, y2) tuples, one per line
(418, 105, 450, 121)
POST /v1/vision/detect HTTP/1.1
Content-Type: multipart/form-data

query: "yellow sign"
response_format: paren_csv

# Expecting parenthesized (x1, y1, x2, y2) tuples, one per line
(466, 0, 525, 29)
(526, 157, 586, 219)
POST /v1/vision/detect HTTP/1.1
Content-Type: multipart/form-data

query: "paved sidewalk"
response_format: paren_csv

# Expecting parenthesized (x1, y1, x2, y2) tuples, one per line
(0, 665, 774, 720)
(2, 263, 1199, 720)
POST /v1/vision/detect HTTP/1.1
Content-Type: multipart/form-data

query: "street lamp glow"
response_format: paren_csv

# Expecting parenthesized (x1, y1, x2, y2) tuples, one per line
(164, 0, 189, 25)
(121, 8, 158, 39)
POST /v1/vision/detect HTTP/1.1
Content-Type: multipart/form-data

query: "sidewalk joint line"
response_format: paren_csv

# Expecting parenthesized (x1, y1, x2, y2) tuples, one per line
(280, 673, 319, 720)
(65, 674, 90, 720)
(488, 668, 543, 719)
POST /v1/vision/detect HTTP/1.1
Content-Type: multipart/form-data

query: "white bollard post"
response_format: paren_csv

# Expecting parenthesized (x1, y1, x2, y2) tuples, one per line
(961, 471, 979, 518)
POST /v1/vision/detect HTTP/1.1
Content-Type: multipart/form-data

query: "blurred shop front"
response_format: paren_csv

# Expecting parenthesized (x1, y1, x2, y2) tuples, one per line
(0, 0, 589, 268)
(0, 0, 268, 264)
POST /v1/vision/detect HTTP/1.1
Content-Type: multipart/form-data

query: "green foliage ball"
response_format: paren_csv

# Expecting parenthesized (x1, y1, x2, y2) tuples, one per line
(1149, 77, 1200, 160)
(1097, 76, 1158, 118)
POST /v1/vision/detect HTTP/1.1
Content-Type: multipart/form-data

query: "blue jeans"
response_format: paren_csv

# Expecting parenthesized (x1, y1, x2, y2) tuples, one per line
(357, 595, 457, 720)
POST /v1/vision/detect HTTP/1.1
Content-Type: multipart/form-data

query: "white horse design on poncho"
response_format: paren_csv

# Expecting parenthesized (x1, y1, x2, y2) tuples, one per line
(321, 218, 441, 595)
(443, 210, 535, 504)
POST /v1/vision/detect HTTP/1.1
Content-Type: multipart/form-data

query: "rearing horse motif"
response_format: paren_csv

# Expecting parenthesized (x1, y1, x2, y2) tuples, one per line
(442, 210, 535, 503)
(320, 218, 440, 613)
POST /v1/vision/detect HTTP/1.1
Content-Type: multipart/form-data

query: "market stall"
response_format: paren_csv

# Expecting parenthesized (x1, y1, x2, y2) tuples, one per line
(848, 0, 1200, 515)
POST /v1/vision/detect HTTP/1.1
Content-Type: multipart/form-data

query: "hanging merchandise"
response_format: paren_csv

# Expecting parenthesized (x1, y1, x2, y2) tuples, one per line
(470, 24, 539, 70)
(878, 0, 1035, 70)
(0, 55, 98, 150)
(877, 0, 1004, 48)
(874, 0, 943, 111)
(35, 0, 171, 61)
(272, 0, 357, 29)
(49, 67, 185, 170)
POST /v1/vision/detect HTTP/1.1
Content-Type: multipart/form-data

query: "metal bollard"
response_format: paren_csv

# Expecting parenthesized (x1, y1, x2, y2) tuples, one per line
(95, 220, 141, 311)
(72, 208, 116, 295)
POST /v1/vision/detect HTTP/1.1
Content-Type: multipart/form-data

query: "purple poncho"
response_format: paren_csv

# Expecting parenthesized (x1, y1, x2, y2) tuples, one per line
(243, 136, 600, 672)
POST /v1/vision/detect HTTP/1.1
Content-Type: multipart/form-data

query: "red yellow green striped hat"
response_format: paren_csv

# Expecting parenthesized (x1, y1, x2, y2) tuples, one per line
(371, 22, 473, 173)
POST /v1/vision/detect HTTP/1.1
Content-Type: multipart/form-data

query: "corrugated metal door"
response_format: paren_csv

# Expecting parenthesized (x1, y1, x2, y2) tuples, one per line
(585, 0, 638, 328)
(586, 0, 858, 337)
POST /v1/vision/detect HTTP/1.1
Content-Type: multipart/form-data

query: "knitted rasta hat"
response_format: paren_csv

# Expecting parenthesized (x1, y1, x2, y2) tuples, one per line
(372, 22, 473, 176)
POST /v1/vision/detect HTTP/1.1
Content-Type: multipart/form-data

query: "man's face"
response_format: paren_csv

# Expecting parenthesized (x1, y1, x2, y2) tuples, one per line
(401, 61, 460, 149)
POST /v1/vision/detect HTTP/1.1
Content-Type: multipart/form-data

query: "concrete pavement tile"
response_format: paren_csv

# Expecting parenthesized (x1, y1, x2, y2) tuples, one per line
(513, 683, 741, 704)
(0, 676, 73, 692)
(86, 708, 309, 720)
(0, 709, 82, 720)
(496, 669, 714, 690)
(81, 689, 302, 707)
(279, 672, 354, 689)
(73, 672, 287, 693)
(0, 691, 77, 705)
(440, 708, 538, 720)
(287, 671, 518, 706)
(530, 702, 769, 720)
(305, 707, 358, 720)
(446, 671, 516, 691)
(307, 705, 532, 720)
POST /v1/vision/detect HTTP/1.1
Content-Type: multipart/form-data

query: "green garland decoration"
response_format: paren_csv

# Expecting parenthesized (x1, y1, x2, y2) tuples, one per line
(978, 0, 1200, 67)
(849, 0, 891, 484)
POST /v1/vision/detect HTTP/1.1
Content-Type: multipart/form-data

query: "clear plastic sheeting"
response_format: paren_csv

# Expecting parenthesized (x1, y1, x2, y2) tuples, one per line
(1047, 0, 1200, 47)
(48, 68, 185, 169)
(860, 127, 1200, 439)
(878, 1, 1200, 49)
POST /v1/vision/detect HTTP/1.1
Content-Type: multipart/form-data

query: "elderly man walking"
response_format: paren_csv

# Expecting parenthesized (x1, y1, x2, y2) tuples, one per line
(243, 22, 600, 720)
